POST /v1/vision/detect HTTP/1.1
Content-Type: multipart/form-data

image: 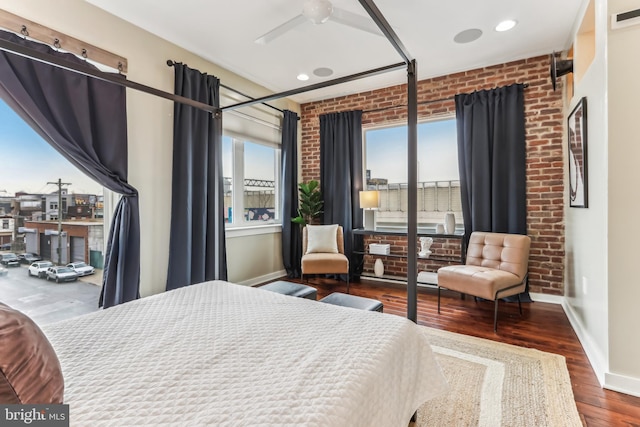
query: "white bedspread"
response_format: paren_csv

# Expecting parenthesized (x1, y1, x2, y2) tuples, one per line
(43, 281, 447, 427)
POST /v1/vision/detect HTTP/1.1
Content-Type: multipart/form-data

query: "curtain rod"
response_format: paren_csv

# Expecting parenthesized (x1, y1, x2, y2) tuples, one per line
(0, 8, 128, 72)
(0, 37, 218, 114)
(363, 82, 530, 114)
(166, 60, 284, 114)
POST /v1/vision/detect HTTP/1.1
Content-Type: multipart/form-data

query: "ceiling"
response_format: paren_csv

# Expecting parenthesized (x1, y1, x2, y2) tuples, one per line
(86, 0, 584, 104)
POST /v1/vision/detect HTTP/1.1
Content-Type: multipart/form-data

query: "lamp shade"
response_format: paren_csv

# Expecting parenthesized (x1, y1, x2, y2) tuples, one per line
(359, 190, 380, 209)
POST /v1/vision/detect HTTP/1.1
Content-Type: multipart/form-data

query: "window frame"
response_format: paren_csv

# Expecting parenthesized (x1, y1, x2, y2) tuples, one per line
(362, 115, 462, 231)
(224, 133, 282, 230)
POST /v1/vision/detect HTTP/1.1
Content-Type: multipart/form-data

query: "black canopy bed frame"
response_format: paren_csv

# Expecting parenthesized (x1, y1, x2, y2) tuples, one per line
(0, 0, 421, 323)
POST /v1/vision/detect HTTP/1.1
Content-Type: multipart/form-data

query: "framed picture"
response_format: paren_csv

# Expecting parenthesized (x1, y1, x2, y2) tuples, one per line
(568, 97, 588, 208)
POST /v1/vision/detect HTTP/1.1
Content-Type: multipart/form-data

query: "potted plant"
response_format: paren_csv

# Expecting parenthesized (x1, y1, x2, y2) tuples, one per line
(292, 180, 323, 226)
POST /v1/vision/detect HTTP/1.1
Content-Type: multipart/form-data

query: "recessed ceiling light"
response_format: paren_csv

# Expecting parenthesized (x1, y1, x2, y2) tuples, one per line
(453, 28, 483, 44)
(297, 73, 310, 81)
(495, 20, 517, 32)
(313, 67, 334, 77)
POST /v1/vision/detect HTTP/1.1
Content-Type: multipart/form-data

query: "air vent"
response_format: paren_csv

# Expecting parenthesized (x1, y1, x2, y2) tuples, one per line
(611, 8, 640, 29)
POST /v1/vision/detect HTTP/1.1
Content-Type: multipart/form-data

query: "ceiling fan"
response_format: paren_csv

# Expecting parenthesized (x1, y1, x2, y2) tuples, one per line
(255, 0, 383, 44)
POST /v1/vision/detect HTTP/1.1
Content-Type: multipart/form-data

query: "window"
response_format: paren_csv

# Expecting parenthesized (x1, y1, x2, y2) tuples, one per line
(2, 220, 8, 230)
(223, 135, 280, 227)
(364, 118, 462, 230)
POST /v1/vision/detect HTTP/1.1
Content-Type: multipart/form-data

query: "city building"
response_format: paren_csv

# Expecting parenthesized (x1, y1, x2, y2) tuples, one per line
(23, 220, 104, 267)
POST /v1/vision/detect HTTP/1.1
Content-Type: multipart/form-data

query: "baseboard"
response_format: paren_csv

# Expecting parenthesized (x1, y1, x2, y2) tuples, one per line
(529, 292, 564, 304)
(236, 270, 286, 287)
(605, 372, 640, 398)
(562, 300, 608, 386)
(531, 294, 640, 397)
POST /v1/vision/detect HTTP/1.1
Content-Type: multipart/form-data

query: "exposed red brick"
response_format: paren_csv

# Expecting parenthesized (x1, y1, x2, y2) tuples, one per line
(300, 55, 565, 296)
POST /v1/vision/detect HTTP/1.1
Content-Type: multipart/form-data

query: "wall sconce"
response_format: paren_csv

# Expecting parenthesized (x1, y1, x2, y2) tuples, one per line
(359, 190, 380, 230)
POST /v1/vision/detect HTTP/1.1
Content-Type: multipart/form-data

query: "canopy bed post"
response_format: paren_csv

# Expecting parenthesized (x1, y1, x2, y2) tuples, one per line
(357, 0, 419, 323)
(407, 59, 418, 323)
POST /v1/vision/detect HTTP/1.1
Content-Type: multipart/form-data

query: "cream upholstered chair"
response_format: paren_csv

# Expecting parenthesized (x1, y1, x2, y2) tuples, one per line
(302, 225, 350, 293)
(437, 231, 531, 331)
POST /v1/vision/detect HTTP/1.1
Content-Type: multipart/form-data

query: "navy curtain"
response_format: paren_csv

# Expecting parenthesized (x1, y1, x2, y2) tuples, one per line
(166, 63, 227, 290)
(455, 83, 529, 299)
(0, 30, 140, 308)
(281, 110, 301, 278)
(455, 83, 527, 239)
(319, 110, 364, 276)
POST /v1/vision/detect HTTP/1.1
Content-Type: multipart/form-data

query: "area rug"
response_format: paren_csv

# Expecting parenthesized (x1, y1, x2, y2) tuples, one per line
(414, 327, 582, 427)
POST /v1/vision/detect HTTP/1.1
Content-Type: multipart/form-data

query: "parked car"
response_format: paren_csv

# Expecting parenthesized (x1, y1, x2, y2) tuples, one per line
(0, 243, 11, 250)
(46, 266, 79, 283)
(0, 253, 20, 267)
(19, 252, 42, 264)
(0, 266, 7, 277)
(66, 262, 95, 276)
(28, 261, 54, 278)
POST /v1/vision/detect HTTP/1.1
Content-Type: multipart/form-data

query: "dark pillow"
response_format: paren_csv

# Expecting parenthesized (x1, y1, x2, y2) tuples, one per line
(0, 302, 64, 403)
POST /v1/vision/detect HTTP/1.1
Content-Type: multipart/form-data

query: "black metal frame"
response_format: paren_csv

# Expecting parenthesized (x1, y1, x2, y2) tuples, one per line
(0, 0, 420, 323)
(222, 0, 420, 322)
(221, 61, 406, 112)
(167, 59, 285, 114)
(437, 277, 527, 332)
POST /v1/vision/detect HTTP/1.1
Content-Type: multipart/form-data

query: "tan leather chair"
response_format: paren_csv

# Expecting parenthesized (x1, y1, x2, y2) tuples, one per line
(302, 225, 350, 293)
(437, 231, 531, 331)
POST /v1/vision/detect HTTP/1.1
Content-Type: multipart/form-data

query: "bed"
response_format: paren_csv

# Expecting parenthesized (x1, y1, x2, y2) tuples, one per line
(40, 281, 447, 426)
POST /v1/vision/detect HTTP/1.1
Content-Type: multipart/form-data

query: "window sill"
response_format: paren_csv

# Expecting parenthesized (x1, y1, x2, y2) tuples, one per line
(225, 224, 282, 238)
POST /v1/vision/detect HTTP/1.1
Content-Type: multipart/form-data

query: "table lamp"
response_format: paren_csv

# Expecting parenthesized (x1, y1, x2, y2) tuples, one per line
(359, 190, 380, 230)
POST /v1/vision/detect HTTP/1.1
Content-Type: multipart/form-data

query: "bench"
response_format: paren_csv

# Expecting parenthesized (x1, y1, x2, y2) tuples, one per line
(259, 281, 318, 300)
(319, 292, 383, 312)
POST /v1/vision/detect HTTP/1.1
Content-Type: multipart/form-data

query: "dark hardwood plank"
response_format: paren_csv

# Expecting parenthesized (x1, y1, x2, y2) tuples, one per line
(263, 277, 640, 426)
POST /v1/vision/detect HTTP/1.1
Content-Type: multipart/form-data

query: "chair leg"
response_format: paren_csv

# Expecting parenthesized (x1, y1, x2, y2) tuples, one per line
(518, 293, 522, 315)
(437, 287, 441, 314)
(494, 299, 499, 332)
(346, 275, 350, 294)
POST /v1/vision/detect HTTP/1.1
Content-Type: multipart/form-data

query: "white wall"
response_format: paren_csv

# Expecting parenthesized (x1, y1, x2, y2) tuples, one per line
(563, 0, 609, 384)
(565, 0, 640, 397)
(606, 0, 640, 395)
(226, 229, 285, 286)
(0, 0, 298, 296)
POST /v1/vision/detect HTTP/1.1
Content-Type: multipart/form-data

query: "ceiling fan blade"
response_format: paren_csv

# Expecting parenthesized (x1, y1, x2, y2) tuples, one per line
(255, 14, 308, 44)
(329, 7, 383, 36)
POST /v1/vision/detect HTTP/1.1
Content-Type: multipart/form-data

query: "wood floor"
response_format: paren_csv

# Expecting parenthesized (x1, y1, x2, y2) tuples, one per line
(277, 277, 640, 427)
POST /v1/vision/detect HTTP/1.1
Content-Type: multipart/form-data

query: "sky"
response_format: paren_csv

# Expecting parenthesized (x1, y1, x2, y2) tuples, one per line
(222, 136, 276, 182)
(1, 97, 455, 196)
(0, 99, 102, 196)
(366, 119, 459, 183)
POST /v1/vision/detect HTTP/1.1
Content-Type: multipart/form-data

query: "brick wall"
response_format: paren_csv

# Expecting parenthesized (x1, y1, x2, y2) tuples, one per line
(300, 55, 565, 296)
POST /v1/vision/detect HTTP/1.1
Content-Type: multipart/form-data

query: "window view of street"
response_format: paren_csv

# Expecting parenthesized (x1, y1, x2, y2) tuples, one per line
(223, 135, 280, 225)
(0, 99, 103, 325)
